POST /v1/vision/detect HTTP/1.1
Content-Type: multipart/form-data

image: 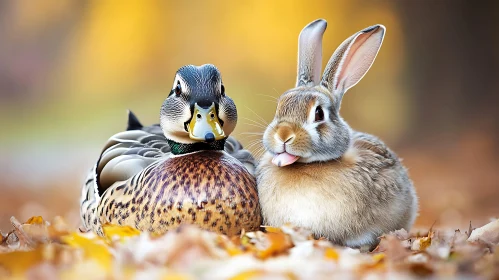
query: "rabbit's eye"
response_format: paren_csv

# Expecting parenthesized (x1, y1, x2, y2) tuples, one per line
(174, 82, 182, 96)
(315, 106, 324, 122)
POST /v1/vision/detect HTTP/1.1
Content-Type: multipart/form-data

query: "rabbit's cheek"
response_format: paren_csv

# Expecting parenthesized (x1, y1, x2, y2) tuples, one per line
(303, 123, 321, 144)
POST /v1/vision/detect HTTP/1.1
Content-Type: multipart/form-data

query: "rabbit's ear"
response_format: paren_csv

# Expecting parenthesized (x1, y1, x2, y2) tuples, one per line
(321, 25, 385, 104)
(296, 19, 327, 87)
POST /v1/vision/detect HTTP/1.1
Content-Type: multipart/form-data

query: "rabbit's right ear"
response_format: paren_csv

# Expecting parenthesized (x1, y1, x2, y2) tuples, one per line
(321, 25, 385, 108)
(296, 19, 327, 87)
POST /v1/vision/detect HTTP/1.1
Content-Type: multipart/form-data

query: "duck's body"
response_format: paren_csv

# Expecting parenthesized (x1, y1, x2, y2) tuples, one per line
(80, 64, 261, 236)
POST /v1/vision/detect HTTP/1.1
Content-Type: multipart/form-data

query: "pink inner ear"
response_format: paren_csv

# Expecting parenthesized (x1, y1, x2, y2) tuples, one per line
(335, 30, 381, 91)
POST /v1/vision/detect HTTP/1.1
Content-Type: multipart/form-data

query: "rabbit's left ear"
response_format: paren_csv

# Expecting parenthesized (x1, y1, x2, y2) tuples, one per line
(321, 25, 385, 104)
(296, 19, 327, 87)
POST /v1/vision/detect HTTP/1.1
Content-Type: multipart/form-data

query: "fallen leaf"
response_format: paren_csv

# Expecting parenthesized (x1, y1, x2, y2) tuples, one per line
(10, 217, 36, 248)
(262, 226, 283, 234)
(102, 224, 140, 243)
(377, 235, 410, 262)
(26, 216, 46, 225)
(61, 233, 111, 271)
(0, 247, 44, 276)
(161, 272, 194, 280)
(47, 216, 71, 240)
(466, 221, 474, 238)
(324, 247, 339, 261)
(412, 237, 432, 251)
(468, 219, 499, 245)
(0, 216, 498, 279)
(230, 270, 265, 280)
(391, 228, 410, 240)
(247, 231, 293, 259)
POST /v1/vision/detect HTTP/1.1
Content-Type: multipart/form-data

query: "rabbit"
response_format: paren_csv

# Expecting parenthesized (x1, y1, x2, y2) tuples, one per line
(256, 19, 418, 251)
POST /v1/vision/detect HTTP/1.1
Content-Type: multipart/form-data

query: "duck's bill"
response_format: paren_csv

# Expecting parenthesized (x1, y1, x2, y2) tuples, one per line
(188, 103, 225, 142)
(272, 152, 300, 167)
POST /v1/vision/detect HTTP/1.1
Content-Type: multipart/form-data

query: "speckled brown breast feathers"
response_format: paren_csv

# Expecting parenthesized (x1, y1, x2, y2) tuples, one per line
(96, 151, 261, 236)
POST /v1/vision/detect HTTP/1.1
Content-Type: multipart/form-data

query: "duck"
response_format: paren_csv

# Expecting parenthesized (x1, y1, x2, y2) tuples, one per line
(80, 64, 262, 236)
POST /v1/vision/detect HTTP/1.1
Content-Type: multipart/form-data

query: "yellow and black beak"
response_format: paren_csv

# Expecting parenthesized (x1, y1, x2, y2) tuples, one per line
(188, 103, 225, 142)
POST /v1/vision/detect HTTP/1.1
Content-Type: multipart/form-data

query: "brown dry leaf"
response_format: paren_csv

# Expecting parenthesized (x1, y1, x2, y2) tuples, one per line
(376, 235, 411, 262)
(21, 223, 50, 244)
(466, 221, 474, 238)
(280, 224, 313, 243)
(26, 262, 59, 280)
(405, 262, 434, 278)
(425, 231, 454, 260)
(412, 236, 432, 251)
(391, 228, 410, 240)
(47, 216, 71, 240)
(1, 216, 499, 278)
(411, 226, 435, 251)
(357, 253, 386, 274)
(9, 217, 36, 248)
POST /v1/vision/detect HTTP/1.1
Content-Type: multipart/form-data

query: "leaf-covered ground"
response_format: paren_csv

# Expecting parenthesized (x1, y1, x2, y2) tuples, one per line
(0, 217, 498, 279)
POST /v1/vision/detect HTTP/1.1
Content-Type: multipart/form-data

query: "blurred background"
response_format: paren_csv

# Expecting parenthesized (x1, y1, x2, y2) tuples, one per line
(0, 0, 497, 232)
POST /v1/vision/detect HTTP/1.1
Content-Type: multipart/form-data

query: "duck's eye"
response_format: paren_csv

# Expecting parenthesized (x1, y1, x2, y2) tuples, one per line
(196, 113, 202, 119)
(210, 113, 215, 119)
(315, 106, 324, 122)
(221, 85, 225, 96)
(174, 82, 182, 96)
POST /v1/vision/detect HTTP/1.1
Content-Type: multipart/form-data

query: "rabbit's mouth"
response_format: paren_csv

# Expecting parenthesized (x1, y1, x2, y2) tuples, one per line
(272, 152, 300, 167)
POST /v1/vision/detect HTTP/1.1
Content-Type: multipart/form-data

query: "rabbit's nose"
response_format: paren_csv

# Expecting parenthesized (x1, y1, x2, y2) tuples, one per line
(284, 135, 295, 143)
(274, 126, 296, 144)
(275, 134, 295, 144)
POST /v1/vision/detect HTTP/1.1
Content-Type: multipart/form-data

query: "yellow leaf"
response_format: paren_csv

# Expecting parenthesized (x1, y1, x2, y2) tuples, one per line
(419, 237, 432, 251)
(241, 235, 251, 246)
(61, 233, 111, 271)
(324, 247, 339, 261)
(102, 224, 140, 243)
(263, 226, 282, 234)
(256, 232, 292, 259)
(226, 246, 244, 256)
(217, 236, 244, 256)
(26, 216, 45, 225)
(230, 270, 265, 280)
(162, 273, 194, 280)
(0, 247, 44, 276)
(372, 253, 385, 263)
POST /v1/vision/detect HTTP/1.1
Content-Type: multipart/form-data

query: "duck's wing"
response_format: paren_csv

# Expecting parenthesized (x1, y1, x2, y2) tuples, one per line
(80, 111, 170, 232)
(224, 136, 256, 175)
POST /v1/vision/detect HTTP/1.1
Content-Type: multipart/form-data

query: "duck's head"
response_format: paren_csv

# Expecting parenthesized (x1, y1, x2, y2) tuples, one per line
(160, 64, 237, 144)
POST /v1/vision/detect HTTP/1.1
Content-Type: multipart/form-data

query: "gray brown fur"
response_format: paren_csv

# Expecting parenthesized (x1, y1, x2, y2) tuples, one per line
(256, 19, 418, 250)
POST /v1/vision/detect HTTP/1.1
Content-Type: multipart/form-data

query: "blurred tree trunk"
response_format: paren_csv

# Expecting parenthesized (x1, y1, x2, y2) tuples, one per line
(396, 0, 499, 147)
